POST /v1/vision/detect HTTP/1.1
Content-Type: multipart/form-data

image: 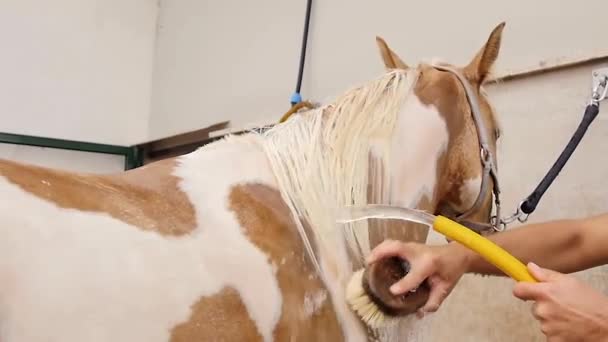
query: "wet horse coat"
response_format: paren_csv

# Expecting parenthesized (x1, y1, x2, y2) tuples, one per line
(0, 24, 504, 342)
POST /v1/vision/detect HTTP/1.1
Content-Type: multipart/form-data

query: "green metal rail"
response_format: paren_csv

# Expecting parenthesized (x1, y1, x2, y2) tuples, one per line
(0, 132, 143, 170)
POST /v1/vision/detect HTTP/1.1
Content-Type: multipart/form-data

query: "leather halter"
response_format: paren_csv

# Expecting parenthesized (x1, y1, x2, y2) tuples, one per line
(431, 64, 503, 234)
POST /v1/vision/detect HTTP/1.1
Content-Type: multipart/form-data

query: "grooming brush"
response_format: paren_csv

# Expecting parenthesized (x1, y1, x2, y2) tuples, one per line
(346, 256, 431, 328)
(338, 205, 537, 329)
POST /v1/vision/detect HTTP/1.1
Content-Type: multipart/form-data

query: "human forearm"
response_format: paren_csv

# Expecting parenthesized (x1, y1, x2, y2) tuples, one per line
(450, 215, 608, 276)
(367, 213, 608, 313)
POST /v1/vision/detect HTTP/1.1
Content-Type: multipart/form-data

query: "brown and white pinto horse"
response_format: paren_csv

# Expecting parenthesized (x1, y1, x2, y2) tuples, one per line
(0, 23, 504, 341)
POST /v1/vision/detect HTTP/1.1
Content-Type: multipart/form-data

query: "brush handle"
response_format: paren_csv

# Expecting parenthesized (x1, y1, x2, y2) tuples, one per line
(433, 216, 537, 282)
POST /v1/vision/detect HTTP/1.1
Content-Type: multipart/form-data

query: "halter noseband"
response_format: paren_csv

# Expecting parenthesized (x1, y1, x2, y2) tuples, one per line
(431, 64, 503, 234)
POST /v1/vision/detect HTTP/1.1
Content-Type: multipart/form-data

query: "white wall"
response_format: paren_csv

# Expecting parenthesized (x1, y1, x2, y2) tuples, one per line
(149, 0, 607, 140)
(0, 0, 158, 146)
(0, 144, 125, 173)
(3, 0, 605, 143)
(303, 0, 607, 100)
(148, 0, 307, 140)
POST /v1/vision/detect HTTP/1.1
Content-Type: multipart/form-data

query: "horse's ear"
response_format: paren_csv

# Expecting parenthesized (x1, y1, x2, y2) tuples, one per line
(376, 36, 408, 70)
(464, 22, 506, 84)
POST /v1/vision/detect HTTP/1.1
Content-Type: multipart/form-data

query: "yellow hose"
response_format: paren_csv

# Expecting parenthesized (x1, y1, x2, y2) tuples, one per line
(433, 216, 537, 282)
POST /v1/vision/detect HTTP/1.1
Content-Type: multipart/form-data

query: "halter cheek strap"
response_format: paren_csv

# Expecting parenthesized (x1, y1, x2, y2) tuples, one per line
(431, 64, 503, 234)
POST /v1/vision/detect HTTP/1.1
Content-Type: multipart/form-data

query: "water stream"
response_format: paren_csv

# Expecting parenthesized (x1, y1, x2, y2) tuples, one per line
(335, 204, 436, 227)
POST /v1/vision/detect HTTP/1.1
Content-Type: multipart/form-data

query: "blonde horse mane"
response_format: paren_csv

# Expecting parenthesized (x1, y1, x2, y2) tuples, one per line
(257, 68, 419, 280)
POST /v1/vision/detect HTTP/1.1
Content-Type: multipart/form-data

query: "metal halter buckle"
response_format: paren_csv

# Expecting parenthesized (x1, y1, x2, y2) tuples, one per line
(500, 201, 529, 224)
(591, 69, 608, 105)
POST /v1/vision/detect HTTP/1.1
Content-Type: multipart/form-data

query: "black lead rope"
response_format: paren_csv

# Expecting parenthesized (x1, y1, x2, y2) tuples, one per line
(519, 103, 600, 216)
(290, 0, 313, 106)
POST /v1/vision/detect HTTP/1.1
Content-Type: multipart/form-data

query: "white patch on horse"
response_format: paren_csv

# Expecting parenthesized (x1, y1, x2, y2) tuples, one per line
(425, 175, 484, 246)
(366, 92, 451, 341)
(389, 94, 449, 207)
(174, 135, 283, 342)
(0, 135, 282, 342)
(303, 290, 327, 317)
(459, 176, 483, 212)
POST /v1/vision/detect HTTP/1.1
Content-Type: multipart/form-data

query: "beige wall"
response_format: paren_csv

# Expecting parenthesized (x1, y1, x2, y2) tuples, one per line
(0, 0, 158, 146)
(149, 0, 607, 140)
(149, 0, 306, 140)
(3, 0, 605, 144)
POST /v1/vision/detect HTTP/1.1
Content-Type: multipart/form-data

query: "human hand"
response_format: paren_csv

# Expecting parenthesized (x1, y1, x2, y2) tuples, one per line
(513, 262, 608, 341)
(366, 240, 472, 315)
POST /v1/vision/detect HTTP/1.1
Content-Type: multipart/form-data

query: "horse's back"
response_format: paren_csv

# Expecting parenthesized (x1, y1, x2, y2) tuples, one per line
(0, 157, 196, 235)
(0, 157, 208, 341)
(0, 139, 349, 342)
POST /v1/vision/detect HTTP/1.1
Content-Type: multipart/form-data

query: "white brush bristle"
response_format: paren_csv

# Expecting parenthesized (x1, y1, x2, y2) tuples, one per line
(346, 268, 399, 329)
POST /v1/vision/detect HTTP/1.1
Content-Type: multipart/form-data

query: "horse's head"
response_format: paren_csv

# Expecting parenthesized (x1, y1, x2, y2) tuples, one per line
(360, 23, 505, 322)
(378, 22, 505, 233)
(261, 23, 506, 331)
